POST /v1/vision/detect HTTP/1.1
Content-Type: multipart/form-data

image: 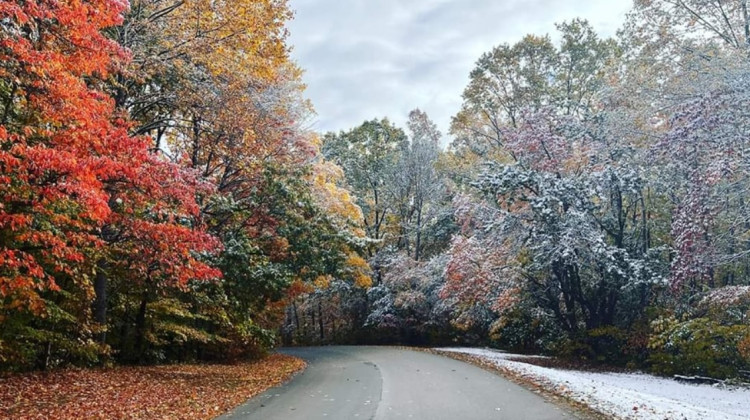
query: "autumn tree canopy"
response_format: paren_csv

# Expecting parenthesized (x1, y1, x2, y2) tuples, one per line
(0, 0, 368, 370)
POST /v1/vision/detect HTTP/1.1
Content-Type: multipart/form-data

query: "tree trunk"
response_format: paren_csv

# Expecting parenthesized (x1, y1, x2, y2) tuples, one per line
(742, 0, 750, 47)
(134, 291, 149, 362)
(318, 300, 324, 342)
(292, 301, 301, 344)
(93, 260, 108, 343)
(93, 221, 114, 344)
(414, 204, 423, 261)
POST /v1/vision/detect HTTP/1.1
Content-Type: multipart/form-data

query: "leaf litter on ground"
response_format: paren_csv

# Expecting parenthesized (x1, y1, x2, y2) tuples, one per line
(0, 354, 305, 420)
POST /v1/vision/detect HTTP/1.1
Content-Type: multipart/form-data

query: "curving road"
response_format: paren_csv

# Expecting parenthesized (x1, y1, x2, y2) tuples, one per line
(220, 346, 578, 420)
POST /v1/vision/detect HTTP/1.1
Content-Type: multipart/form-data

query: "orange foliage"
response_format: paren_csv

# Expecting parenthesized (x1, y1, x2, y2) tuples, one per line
(0, 0, 221, 312)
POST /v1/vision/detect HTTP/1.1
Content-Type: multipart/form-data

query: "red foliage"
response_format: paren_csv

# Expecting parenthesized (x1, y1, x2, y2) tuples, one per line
(0, 0, 220, 311)
(669, 175, 715, 292)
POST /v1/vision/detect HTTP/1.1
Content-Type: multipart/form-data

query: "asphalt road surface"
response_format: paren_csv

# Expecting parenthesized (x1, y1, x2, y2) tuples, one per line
(220, 346, 578, 420)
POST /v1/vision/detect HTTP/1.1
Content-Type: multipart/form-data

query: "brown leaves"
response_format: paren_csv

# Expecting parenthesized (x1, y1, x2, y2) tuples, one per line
(0, 354, 305, 420)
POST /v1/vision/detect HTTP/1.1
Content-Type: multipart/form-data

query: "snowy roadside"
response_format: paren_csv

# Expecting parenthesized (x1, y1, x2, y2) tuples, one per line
(436, 347, 750, 420)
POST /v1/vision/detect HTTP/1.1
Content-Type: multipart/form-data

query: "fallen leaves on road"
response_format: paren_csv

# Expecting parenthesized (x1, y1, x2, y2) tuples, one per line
(0, 354, 306, 420)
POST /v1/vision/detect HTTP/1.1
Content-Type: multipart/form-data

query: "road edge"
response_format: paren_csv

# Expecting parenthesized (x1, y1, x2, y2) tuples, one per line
(411, 348, 610, 420)
(216, 354, 308, 419)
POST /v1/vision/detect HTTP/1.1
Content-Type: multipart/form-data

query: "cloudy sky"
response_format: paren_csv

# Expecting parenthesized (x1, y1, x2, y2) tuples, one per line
(287, 0, 633, 139)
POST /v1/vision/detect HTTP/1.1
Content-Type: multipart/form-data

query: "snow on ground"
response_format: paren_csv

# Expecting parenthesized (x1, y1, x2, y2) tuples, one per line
(437, 347, 750, 420)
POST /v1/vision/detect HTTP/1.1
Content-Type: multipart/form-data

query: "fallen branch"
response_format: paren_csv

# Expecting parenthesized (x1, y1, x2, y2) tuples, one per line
(673, 375, 722, 385)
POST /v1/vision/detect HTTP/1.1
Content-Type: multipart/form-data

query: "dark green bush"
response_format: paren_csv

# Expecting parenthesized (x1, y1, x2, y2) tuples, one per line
(490, 306, 564, 355)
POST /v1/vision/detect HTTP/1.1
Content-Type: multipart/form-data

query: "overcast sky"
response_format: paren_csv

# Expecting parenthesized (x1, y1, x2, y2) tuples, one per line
(287, 0, 633, 139)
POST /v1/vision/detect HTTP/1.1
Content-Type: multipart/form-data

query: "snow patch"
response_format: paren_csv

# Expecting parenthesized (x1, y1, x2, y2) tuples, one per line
(437, 347, 750, 420)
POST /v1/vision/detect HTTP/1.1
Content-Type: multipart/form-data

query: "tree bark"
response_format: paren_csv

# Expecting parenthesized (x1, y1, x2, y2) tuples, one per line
(93, 222, 114, 344)
(134, 291, 149, 362)
(93, 260, 108, 343)
(742, 0, 750, 47)
(414, 203, 423, 261)
(318, 300, 324, 342)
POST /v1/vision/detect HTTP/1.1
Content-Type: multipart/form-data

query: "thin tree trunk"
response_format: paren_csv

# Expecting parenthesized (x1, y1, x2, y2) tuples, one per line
(318, 300, 324, 342)
(93, 260, 108, 343)
(134, 291, 149, 362)
(742, 0, 750, 47)
(414, 205, 423, 261)
(293, 301, 300, 330)
(292, 301, 301, 344)
(93, 221, 114, 344)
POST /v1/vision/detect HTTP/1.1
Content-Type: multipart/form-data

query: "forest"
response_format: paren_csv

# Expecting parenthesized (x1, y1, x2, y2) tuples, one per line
(1, 0, 750, 384)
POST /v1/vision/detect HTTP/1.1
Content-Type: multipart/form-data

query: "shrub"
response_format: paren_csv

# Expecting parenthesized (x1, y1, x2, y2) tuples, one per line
(490, 306, 564, 355)
(585, 326, 629, 365)
(648, 316, 750, 379)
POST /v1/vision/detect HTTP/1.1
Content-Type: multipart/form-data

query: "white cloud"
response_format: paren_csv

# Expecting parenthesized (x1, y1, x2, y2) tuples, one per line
(287, 0, 633, 138)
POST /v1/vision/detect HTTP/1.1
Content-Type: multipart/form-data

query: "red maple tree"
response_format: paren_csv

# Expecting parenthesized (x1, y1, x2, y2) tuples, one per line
(0, 0, 220, 314)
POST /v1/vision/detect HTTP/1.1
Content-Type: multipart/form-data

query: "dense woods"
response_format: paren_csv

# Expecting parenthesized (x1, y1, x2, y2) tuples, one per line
(0, 0, 368, 370)
(2, 0, 750, 383)
(285, 2, 750, 379)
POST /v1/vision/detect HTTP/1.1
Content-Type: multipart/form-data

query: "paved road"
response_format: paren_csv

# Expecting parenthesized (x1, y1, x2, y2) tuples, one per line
(220, 346, 578, 420)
